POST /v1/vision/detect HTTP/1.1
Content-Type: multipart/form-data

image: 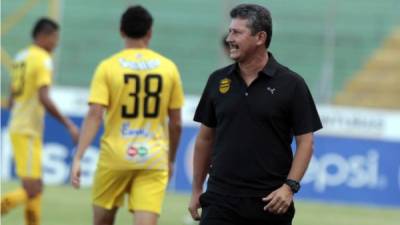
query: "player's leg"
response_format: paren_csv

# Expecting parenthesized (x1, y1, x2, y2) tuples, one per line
(1, 187, 28, 215)
(21, 134, 43, 225)
(1, 133, 29, 214)
(1, 133, 42, 225)
(92, 165, 134, 225)
(134, 211, 158, 225)
(93, 205, 118, 225)
(129, 170, 168, 225)
(22, 178, 43, 225)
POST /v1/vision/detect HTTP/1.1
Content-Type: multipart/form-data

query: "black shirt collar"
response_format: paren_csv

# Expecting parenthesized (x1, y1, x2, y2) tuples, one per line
(228, 52, 279, 78)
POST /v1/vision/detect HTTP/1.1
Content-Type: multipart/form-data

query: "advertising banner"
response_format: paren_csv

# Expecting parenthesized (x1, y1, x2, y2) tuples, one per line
(1, 103, 400, 207)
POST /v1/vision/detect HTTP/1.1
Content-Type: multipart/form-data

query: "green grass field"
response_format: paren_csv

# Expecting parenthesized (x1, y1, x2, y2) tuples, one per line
(2, 181, 399, 225)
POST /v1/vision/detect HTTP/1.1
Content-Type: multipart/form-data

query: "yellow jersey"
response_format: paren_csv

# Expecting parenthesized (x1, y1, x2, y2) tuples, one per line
(89, 48, 184, 170)
(9, 45, 53, 137)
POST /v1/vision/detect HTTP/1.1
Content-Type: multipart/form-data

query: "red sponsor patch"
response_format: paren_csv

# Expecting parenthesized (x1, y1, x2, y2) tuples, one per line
(127, 146, 138, 157)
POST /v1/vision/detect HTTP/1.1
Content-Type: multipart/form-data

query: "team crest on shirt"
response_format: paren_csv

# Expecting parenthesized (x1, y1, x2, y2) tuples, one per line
(219, 78, 231, 94)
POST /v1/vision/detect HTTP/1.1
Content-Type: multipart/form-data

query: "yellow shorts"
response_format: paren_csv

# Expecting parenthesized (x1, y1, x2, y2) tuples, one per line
(10, 133, 42, 179)
(92, 166, 168, 214)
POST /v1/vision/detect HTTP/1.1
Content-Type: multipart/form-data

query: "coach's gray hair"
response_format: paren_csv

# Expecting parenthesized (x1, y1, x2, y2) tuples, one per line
(230, 4, 272, 48)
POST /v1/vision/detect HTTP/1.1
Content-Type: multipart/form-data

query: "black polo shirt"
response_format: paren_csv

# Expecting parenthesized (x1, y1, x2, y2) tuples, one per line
(194, 52, 322, 197)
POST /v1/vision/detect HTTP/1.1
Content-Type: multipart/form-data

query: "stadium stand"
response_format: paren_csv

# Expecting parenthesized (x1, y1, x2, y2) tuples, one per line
(1, 0, 399, 101)
(334, 27, 400, 109)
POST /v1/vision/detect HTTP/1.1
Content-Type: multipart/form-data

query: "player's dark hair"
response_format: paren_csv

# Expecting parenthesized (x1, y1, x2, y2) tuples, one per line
(120, 5, 153, 39)
(230, 4, 272, 48)
(32, 17, 59, 39)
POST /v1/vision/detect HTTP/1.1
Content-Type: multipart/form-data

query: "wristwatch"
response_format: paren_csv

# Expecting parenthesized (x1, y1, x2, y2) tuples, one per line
(285, 179, 300, 194)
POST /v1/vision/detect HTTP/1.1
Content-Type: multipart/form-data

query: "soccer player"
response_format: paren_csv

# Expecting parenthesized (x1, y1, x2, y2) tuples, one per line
(70, 5, 184, 225)
(1, 18, 79, 225)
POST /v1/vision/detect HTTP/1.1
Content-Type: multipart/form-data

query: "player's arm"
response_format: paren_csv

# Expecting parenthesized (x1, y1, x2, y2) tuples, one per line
(263, 132, 314, 214)
(167, 62, 185, 178)
(38, 86, 79, 143)
(7, 85, 15, 109)
(188, 124, 215, 221)
(71, 103, 105, 189)
(167, 108, 182, 179)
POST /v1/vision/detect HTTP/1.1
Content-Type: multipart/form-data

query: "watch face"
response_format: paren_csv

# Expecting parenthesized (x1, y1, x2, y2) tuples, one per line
(286, 179, 300, 193)
(292, 183, 300, 192)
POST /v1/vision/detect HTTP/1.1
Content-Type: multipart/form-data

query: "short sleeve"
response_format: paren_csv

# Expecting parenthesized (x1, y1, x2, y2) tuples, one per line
(193, 75, 217, 127)
(168, 63, 185, 109)
(88, 61, 109, 106)
(36, 56, 53, 87)
(290, 78, 322, 135)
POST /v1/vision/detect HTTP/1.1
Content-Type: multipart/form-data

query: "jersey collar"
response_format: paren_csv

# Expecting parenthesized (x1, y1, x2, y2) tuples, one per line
(228, 52, 279, 78)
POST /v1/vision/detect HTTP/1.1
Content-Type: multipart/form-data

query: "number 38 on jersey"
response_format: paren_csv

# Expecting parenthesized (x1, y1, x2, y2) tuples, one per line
(122, 73, 162, 118)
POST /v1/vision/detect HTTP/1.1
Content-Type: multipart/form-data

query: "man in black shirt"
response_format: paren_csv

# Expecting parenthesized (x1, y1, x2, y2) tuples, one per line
(188, 4, 322, 225)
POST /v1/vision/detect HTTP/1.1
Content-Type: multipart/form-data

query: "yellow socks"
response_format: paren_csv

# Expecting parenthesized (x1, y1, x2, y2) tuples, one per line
(25, 194, 41, 225)
(1, 188, 41, 225)
(1, 188, 28, 215)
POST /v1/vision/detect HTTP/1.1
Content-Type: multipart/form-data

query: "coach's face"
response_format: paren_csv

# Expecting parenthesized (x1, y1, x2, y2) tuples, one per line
(226, 18, 263, 62)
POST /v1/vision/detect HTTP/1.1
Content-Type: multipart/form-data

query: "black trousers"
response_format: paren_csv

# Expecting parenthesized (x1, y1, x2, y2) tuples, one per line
(199, 191, 295, 225)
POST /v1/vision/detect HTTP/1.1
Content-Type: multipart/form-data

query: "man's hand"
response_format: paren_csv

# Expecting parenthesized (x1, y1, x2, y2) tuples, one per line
(188, 191, 202, 221)
(70, 158, 81, 189)
(262, 184, 293, 214)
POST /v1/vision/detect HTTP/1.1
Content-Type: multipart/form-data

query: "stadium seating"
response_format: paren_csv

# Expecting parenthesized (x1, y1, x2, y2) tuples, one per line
(1, 0, 399, 103)
(334, 27, 400, 109)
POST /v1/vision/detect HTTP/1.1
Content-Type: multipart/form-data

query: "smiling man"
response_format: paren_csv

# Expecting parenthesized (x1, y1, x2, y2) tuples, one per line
(188, 4, 322, 225)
